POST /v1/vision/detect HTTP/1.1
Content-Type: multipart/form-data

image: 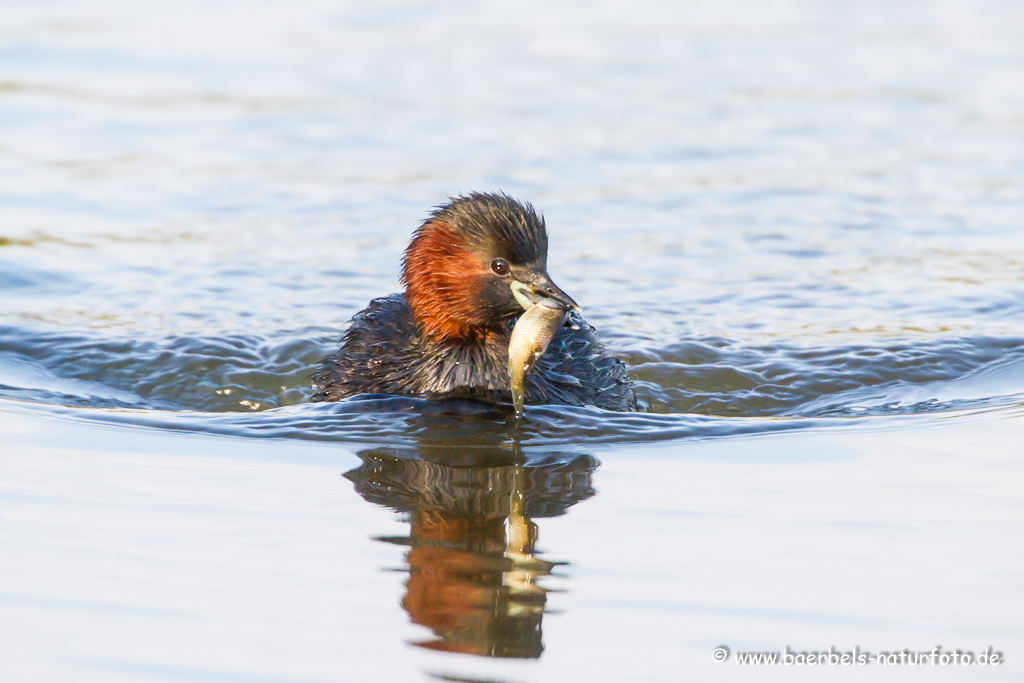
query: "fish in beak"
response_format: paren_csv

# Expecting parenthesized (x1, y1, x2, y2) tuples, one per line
(507, 274, 578, 417)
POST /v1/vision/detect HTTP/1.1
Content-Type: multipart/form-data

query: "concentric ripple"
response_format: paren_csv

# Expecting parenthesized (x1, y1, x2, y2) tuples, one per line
(2, 321, 1022, 446)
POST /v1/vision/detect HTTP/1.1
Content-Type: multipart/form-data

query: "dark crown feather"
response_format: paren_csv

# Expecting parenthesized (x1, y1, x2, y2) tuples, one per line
(426, 192, 548, 265)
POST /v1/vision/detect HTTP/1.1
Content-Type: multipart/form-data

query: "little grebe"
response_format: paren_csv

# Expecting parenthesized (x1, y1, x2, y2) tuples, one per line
(311, 193, 636, 411)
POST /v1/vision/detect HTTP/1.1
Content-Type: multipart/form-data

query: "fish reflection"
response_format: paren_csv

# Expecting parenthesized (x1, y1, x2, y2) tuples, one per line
(345, 446, 597, 659)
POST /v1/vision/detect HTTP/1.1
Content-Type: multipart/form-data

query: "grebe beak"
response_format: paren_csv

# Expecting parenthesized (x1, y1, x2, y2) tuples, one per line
(510, 273, 581, 314)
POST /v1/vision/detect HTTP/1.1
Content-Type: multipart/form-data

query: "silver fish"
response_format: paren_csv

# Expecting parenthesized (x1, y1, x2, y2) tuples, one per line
(508, 299, 569, 418)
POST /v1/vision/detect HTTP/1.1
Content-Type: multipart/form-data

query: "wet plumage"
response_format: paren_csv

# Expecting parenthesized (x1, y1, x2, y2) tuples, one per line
(311, 193, 636, 412)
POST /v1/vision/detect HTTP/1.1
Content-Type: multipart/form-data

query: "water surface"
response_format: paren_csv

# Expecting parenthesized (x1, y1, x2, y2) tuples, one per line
(2, 0, 1023, 681)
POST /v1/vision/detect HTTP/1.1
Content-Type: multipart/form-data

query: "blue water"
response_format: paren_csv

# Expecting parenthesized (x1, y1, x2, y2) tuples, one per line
(1, 0, 1023, 680)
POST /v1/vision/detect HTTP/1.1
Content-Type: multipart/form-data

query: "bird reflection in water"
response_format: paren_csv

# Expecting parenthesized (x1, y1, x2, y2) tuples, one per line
(345, 445, 597, 659)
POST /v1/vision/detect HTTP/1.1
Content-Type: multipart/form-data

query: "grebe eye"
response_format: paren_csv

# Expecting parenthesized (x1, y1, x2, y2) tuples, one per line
(490, 258, 511, 276)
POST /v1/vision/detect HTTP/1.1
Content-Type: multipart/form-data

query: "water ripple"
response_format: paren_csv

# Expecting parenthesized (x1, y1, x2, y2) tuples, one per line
(2, 322, 1023, 444)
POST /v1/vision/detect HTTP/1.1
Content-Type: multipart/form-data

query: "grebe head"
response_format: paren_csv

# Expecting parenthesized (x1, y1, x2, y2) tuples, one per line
(401, 193, 579, 343)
